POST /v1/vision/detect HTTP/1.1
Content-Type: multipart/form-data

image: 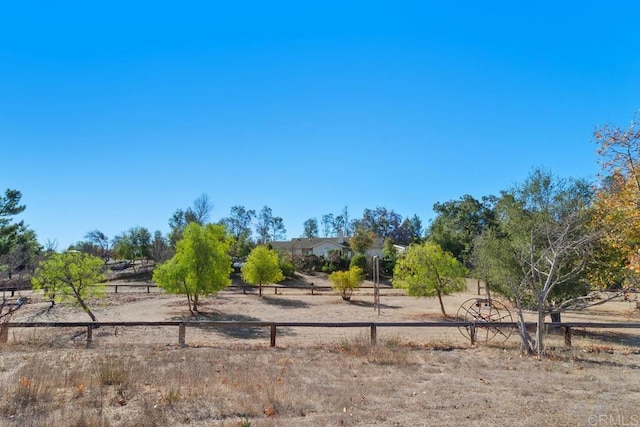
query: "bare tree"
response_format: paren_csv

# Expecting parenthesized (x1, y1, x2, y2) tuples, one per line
(188, 193, 214, 225)
(473, 170, 596, 355)
(516, 211, 595, 354)
(84, 229, 111, 261)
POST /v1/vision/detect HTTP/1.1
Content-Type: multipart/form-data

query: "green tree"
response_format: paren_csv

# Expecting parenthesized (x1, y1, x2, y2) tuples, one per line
(31, 252, 106, 322)
(168, 194, 214, 247)
(349, 227, 375, 255)
(150, 230, 172, 263)
(302, 218, 319, 238)
(256, 206, 286, 244)
(329, 266, 364, 301)
(112, 226, 152, 270)
(391, 214, 423, 246)
(427, 194, 497, 268)
(153, 223, 232, 315)
(383, 238, 398, 261)
(84, 230, 111, 261)
(393, 242, 467, 317)
(168, 208, 188, 248)
(352, 207, 402, 238)
(340, 206, 352, 236)
(277, 251, 296, 277)
(321, 213, 334, 237)
(472, 169, 596, 355)
(350, 253, 368, 273)
(241, 246, 284, 297)
(322, 207, 352, 237)
(0, 190, 40, 279)
(0, 189, 26, 258)
(220, 205, 256, 258)
(0, 228, 41, 278)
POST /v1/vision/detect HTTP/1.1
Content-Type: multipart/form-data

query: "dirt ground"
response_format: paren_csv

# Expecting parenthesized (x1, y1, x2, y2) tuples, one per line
(8, 272, 640, 349)
(1, 272, 640, 426)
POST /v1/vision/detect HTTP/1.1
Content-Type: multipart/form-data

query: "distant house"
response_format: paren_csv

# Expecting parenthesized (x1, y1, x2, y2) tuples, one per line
(361, 238, 409, 259)
(270, 233, 404, 260)
(270, 235, 349, 258)
(393, 244, 407, 254)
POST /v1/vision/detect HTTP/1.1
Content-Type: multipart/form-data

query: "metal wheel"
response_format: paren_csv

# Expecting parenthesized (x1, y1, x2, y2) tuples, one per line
(457, 298, 513, 343)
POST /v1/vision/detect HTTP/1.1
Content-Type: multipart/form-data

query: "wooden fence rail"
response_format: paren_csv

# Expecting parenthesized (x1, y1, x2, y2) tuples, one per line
(108, 283, 395, 294)
(4, 283, 398, 295)
(5, 321, 640, 349)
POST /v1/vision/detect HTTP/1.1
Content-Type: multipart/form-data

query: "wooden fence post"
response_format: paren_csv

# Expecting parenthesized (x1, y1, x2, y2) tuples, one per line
(178, 323, 186, 347)
(270, 323, 276, 347)
(564, 326, 572, 347)
(370, 325, 377, 346)
(469, 324, 476, 345)
(86, 325, 93, 348)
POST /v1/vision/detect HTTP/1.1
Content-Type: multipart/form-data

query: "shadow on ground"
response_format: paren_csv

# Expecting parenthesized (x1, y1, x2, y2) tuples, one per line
(260, 296, 310, 309)
(568, 328, 640, 348)
(170, 312, 296, 340)
(348, 299, 401, 310)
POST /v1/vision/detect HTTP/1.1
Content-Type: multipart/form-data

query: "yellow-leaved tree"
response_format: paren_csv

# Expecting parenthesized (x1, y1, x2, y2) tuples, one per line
(329, 266, 364, 301)
(241, 246, 284, 297)
(593, 113, 640, 285)
(153, 222, 232, 315)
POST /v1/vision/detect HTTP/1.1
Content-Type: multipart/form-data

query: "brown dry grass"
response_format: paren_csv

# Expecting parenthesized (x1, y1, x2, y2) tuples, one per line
(1, 272, 639, 425)
(1, 336, 639, 426)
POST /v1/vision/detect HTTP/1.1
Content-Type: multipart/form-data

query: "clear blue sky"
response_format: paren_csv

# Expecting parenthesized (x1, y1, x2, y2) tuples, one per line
(1, 1, 638, 249)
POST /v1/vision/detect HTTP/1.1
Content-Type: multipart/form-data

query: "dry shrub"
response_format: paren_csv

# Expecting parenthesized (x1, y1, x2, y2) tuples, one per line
(0, 358, 58, 419)
(340, 334, 411, 366)
(7, 327, 78, 349)
(95, 357, 132, 387)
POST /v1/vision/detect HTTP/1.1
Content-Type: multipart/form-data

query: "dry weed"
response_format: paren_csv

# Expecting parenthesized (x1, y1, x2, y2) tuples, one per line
(0, 339, 638, 426)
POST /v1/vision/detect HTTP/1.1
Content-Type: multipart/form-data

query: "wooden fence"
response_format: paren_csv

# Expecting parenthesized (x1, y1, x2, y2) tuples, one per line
(5, 320, 640, 349)
(3, 283, 398, 295)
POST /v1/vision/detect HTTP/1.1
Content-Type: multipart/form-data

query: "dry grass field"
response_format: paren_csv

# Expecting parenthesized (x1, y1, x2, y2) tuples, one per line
(1, 271, 640, 426)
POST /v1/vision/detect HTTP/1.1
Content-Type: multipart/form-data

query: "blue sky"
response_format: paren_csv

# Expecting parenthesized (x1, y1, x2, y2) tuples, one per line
(1, 1, 638, 249)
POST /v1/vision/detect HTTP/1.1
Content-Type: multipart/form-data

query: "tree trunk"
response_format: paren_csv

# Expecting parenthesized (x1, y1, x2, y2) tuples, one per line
(72, 286, 98, 322)
(436, 290, 447, 317)
(183, 282, 194, 316)
(513, 289, 534, 355)
(259, 283, 263, 297)
(187, 298, 194, 316)
(77, 297, 98, 322)
(535, 299, 546, 356)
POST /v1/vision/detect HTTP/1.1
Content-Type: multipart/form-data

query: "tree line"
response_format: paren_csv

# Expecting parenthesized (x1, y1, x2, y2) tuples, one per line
(73, 201, 424, 265)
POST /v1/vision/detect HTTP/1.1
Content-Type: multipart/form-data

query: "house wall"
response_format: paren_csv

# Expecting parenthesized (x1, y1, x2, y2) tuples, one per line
(312, 243, 342, 257)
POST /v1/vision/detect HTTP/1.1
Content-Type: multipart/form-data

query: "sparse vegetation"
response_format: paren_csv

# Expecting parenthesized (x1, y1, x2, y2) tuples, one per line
(153, 222, 232, 314)
(30, 252, 106, 322)
(329, 266, 364, 301)
(241, 246, 284, 297)
(0, 339, 638, 426)
(340, 334, 411, 366)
